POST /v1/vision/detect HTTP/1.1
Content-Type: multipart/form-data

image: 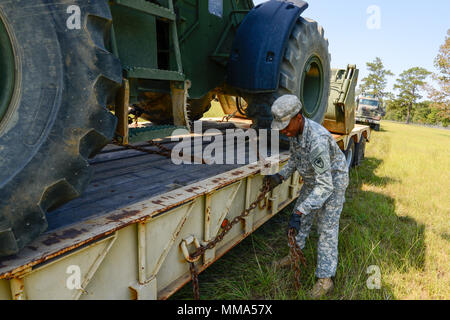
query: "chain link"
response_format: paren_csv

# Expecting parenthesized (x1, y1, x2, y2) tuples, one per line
(189, 262, 200, 300)
(113, 139, 208, 164)
(187, 180, 271, 299)
(288, 228, 307, 290)
(113, 139, 172, 159)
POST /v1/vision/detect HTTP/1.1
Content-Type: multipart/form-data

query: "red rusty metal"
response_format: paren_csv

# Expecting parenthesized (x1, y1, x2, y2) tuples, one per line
(221, 219, 229, 229)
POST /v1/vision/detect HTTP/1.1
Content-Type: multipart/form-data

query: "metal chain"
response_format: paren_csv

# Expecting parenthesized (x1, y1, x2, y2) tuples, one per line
(113, 139, 172, 159)
(187, 180, 271, 299)
(112, 139, 208, 164)
(149, 140, 172, 154)
(288, 228, 307, 290)
(189, 262, 200, 300)
(221, 110, 237, 122)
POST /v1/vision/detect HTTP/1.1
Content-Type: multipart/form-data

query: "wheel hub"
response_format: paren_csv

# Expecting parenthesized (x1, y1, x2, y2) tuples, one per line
(301, 55, 324, 118)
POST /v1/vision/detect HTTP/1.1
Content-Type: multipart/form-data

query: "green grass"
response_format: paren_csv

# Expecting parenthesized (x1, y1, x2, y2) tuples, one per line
(171, 121, 450, 300)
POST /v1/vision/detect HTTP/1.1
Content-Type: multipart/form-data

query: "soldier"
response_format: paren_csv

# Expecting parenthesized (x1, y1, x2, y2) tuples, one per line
(264, 95, 349, 299)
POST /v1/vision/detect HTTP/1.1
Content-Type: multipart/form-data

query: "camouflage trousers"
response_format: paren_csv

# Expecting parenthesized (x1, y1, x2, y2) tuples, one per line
(293, 178, 348, 278)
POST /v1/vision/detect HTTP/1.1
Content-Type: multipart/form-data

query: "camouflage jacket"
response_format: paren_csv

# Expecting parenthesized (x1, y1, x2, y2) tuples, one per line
(279, 118, 349, 215)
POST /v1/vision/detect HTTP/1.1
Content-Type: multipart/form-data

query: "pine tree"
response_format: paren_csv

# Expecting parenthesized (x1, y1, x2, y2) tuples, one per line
(358, 57, 394, 101)
(393, 67, 431, 124)
(427, 30, 450, 126)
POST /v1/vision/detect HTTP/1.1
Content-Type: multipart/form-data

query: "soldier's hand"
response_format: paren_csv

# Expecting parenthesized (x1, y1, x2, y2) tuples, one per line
(263, 174, 283, 190)
(288, 213, 301, 232)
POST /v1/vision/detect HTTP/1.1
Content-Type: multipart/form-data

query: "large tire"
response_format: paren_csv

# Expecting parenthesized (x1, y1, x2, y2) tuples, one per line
(344, 139, 355, 169)
(354, 137, 366, 167)
(0, 1, 122, 256)
(243, 17, 331, 141)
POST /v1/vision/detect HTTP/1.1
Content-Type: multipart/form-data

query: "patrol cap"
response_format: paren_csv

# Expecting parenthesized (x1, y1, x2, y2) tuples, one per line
(271, 95, 302, 130)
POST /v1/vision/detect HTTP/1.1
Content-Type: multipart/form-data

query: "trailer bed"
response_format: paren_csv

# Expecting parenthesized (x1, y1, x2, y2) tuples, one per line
(0, 121, 371, 300)
(0, 133, 264, 275)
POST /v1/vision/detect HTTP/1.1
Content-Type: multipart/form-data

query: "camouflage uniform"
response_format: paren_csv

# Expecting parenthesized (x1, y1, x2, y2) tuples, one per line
(279, 117, 349, 279)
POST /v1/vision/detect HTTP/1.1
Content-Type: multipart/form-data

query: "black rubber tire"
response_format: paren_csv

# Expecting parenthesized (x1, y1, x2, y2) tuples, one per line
(354, 137, 366, 167)
(0, 1, 122, 257)
(243, 16, 331, 146)
(344, 139, 356, 169)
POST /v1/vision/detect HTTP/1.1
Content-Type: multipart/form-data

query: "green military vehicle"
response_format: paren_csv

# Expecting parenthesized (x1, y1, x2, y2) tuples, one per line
(356, 94, 385, 131)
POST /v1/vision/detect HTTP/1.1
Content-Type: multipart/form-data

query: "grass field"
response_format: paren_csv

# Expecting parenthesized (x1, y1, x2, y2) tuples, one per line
(172, 114, 450, 300)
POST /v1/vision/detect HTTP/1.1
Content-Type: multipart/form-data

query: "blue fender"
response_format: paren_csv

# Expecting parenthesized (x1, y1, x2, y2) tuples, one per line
(226, 0, 308, 92)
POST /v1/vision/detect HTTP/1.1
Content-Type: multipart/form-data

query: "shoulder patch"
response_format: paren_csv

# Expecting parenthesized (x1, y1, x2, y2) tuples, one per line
(314, 157, 325, 169)
(311, 152, 330, 175)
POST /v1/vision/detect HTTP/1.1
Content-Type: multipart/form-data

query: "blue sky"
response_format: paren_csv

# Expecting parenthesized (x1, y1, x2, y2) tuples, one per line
(253, 0, 449, 94)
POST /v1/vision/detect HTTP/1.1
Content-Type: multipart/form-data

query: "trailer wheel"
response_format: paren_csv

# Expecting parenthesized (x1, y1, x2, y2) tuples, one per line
(354, 137, 366, 167)
(344, 139, 356, 169)
(243, 17, 331, 148)
(0, 1, 122, 256)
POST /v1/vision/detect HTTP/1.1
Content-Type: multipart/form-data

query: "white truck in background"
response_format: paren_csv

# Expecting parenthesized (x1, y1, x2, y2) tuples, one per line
(356, 94, 385, 131)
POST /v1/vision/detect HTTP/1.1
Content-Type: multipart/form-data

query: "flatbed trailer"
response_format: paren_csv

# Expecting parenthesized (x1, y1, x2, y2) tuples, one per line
(0, 120, 370, 300)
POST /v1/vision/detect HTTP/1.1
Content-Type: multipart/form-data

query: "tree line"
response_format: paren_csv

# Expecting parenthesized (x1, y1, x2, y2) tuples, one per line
(357, 30, 449, 127)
